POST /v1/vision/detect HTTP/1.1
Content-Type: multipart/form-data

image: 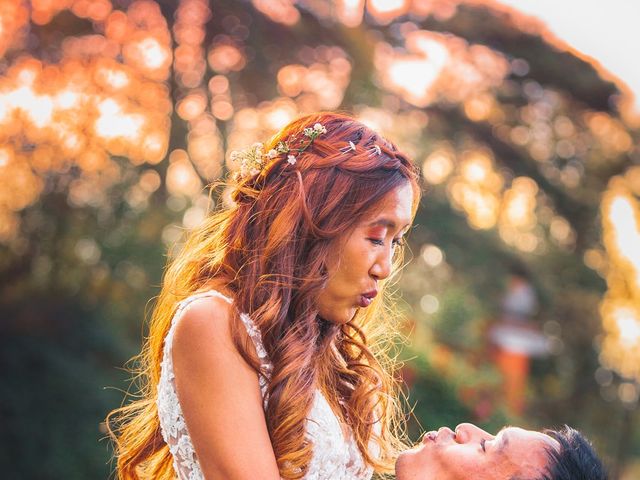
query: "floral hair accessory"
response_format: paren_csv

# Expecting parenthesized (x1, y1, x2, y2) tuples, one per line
(230, 122, 327, 180)
(341, 140, 358, 153)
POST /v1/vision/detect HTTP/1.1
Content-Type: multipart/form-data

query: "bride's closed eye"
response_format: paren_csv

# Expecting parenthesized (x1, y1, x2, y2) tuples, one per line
(367, 237, 406, 248)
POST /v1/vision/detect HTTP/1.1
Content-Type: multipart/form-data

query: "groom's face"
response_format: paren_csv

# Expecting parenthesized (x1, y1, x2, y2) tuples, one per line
(395, 423, 560, 480)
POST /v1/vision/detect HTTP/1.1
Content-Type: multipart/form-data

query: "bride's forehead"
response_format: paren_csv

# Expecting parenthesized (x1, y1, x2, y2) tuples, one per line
(363, 186, 415, 221)
(365, 216, 412, 235)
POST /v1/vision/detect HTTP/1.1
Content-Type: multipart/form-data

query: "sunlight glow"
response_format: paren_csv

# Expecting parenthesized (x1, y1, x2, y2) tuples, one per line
(136, 37, 169, 70)
(335, 0, 365, 27)
(422, 148, 454, 185)
(368, 0, 409, 23)
(376, 30, 509, 108)
(95, 98, 144, 140)
(250, 0, 300, 26)
(54, 90, 81, 109)
(380, 34, 449, 107)
(614, 307, 640, 348)
(609, 196, 640, 277)
(600, 182, 640, 381)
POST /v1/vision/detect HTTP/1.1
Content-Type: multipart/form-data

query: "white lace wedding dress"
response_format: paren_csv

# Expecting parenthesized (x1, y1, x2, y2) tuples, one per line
(157, 290, 376, 480)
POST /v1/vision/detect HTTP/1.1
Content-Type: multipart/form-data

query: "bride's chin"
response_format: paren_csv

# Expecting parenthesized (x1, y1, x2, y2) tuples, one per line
(319, 306, 358, 325)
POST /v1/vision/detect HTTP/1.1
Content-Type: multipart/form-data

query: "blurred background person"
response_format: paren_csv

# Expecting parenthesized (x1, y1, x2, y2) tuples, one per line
(488, 265, 549, 414)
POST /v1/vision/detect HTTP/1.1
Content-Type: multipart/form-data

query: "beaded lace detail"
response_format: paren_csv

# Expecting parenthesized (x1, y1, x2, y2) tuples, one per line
(157, 290, 374, 480)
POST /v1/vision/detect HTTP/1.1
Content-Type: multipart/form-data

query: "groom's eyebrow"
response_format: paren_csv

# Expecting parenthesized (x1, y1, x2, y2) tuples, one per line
(494, 427, 511, 454)
(497, 432, 509, 452)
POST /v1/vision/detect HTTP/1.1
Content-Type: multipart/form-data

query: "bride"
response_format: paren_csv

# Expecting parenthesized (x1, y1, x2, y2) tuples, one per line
(108, 112, 421, 479)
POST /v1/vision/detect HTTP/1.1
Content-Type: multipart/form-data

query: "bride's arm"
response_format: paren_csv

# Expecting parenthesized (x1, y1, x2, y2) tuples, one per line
(172, 295, 281, 479)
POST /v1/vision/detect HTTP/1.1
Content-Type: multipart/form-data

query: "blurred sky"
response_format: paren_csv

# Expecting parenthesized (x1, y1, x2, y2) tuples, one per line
(495, 0, 640, 115)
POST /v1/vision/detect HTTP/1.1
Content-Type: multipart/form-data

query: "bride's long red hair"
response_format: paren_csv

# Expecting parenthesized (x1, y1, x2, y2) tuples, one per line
(107, 112, 421, 479)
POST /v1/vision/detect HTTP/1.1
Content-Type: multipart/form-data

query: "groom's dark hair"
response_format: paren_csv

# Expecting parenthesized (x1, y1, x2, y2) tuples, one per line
(522, 426, 607, 480)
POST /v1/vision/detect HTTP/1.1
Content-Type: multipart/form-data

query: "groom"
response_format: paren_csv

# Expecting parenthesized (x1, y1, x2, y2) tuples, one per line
(395, 423, 607, 480)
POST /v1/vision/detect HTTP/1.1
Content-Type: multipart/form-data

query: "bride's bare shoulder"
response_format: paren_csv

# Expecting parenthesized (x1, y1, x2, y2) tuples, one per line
(172, 286, 237, 355)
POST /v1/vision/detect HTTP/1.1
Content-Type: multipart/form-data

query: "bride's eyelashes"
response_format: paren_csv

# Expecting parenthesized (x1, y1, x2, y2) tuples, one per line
(367, 237, 406, 248)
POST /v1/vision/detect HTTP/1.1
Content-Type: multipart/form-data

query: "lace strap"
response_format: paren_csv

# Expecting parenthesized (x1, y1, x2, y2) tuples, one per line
(237, 312, 273, 403)
(165, 289, 272, 375)
(238, 311, 270, 367)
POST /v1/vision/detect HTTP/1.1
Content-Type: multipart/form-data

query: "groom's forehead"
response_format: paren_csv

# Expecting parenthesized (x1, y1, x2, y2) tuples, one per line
(501, 428, 556, 472)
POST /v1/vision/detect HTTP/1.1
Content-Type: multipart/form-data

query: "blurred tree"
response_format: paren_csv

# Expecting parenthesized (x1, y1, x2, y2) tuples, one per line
(0, 1, 639, 478)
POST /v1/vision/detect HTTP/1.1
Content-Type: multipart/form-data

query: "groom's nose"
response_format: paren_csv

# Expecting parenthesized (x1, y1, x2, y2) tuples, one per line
(454, 423, 493, 443)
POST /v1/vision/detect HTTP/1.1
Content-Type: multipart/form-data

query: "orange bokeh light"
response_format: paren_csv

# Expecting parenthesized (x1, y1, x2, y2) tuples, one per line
(208, 44, 246, 74)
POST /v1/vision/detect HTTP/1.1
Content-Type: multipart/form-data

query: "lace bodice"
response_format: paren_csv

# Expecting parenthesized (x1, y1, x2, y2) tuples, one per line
(157, 290, 375, 480)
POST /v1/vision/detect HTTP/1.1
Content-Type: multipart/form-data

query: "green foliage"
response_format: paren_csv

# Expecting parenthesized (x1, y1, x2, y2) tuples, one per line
(429, 287, 487, 350)
(405, 356, 473, 439)
(0, 302, 132, 479)
(403, 352, 510, 442)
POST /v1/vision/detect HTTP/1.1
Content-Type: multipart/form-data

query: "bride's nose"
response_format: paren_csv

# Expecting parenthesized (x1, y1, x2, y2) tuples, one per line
(454, 423, 493, 443)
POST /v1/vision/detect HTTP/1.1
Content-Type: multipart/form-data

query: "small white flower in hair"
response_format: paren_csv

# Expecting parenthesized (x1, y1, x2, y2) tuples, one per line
(276, 141, 289, 154)
(373, 145, 382, 155)
(349, 141, 356, 151)
(231, 124, 325, 181)
(313, 123, 327, 134)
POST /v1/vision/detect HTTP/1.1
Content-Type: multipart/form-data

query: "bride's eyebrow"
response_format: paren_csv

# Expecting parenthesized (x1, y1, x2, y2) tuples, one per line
(367, 218, 410, 230)
(368, 218, 396, 229)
